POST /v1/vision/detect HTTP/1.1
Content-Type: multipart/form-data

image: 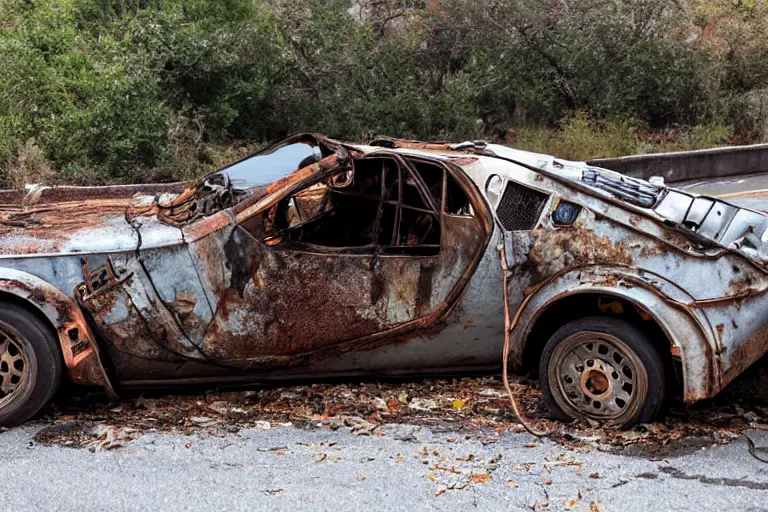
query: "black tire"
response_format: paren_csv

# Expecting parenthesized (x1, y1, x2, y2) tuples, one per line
(539, 316, 666, 429)
(0, 302, 62, 427)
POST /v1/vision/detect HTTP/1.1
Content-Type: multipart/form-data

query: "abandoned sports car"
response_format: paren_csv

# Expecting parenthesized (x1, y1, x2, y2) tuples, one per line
(0, 134, 767, 428)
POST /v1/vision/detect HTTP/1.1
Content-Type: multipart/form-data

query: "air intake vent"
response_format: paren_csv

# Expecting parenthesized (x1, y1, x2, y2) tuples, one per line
(496, 181, 549, 231)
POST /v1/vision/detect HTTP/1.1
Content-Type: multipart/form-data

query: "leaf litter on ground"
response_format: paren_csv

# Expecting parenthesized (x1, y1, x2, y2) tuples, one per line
(25, 375, 768, 455)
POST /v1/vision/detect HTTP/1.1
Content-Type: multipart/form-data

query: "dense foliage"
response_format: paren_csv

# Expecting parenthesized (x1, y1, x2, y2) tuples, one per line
(0, 0, 767, 185)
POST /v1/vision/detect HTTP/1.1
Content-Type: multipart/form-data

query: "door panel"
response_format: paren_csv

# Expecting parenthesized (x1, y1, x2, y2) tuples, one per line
(144, 155, 492, 369)
(189, 225, 388, 363)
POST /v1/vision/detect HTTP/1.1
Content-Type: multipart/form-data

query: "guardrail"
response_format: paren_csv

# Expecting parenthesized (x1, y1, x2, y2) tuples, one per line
(587, 143, 768, 183)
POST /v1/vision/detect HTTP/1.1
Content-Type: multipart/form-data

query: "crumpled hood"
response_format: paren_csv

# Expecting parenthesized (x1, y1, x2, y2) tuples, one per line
(0, 200, 184, 257)
(484, 143, 768, 263)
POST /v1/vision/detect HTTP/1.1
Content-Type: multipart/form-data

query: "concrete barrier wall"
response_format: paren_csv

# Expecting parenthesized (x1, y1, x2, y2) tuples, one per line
(587, 143, 768, 183)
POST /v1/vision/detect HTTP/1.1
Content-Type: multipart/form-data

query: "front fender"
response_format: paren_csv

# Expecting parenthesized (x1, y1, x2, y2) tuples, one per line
(508, 266, 719, 402)
(0, 268, 116, 397)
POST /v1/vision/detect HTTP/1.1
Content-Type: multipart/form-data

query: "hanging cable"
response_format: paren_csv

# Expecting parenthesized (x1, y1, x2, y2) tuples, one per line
(499, 242, 555, 438)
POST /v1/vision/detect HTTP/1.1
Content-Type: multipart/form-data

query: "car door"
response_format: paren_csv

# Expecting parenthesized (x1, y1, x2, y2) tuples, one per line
(180, 153, 492, 368)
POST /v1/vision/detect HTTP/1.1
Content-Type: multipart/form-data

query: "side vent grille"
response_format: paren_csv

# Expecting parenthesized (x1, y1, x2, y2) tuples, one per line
(496, 181, 549, 231)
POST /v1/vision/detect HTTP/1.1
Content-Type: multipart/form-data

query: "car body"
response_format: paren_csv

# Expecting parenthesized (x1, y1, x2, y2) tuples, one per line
(1, 134, 768, 426)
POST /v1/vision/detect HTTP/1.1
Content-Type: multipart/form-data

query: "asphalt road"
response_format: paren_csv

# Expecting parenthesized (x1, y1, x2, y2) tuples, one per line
(2, 419, 768, 512)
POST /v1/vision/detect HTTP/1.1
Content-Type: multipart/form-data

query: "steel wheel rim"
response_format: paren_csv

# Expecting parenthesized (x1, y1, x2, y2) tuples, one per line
(549, 331, 647, 423)
(0, 322, 32, 408)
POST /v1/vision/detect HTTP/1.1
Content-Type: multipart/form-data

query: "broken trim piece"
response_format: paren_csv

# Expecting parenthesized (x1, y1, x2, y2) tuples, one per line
(0, 269, 116, 398)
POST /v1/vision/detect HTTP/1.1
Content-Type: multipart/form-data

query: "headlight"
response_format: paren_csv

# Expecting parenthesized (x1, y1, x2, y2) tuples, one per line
(552, 200, 581, 226)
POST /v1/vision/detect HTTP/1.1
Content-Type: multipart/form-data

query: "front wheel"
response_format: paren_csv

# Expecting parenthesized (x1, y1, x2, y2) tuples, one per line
(539, 316, 666, 428)
(0, 302, 62, 427)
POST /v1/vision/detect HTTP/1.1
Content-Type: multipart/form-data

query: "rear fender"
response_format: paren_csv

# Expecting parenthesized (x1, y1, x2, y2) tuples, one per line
(508, 266, 718, 402)
(0, 268, 116, 397)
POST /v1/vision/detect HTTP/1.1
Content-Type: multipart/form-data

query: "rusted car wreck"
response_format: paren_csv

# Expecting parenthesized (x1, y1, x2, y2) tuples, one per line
(0, 134, 767, 427)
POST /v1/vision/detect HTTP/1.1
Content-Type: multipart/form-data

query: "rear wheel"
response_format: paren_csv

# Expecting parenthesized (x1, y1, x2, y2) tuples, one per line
(539, 316, 666, 428)
(0, 302, 62, 427)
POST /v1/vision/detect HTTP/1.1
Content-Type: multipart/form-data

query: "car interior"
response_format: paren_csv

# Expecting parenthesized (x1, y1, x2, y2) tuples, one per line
(260, 156, 471, 256)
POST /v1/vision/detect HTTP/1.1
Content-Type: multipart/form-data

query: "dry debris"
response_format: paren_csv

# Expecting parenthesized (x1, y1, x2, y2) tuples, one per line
(86, 425, 140, 452)
(25, 375, 768, 455)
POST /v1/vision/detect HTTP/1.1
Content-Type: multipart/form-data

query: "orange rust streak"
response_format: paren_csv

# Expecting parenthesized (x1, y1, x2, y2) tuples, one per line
(0, 198, 139, 238)
(499, 242, 554, 437)
(235, 154, 342, 224)
(265, 154, 340, 194)
(388, 140, 454, 151)
(63, 315, 117, 397)
(182, 210, 234, 242)
(448, 157, 479, 166)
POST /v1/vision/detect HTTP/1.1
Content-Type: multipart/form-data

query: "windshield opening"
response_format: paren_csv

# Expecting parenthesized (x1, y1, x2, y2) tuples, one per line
(208, 136, 324, 191)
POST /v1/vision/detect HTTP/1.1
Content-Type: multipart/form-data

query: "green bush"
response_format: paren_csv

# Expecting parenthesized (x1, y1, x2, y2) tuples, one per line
(0, 0, 765, 185)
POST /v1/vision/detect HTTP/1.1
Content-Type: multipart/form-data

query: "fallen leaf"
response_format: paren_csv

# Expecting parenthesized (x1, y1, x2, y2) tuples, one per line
(189, 416, 218, 427)
(551, 461, 583, 468)
(207, 401, 230, 416)
(409, 398, 438, 411)
(86, 425, 139, 452)
(345, 416, 376, 435)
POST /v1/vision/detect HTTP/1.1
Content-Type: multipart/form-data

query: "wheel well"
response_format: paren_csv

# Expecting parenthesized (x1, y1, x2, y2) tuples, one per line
(521, 293, 683, 397)
(0, 291, 60, 343)
(0, 291, 69, 382)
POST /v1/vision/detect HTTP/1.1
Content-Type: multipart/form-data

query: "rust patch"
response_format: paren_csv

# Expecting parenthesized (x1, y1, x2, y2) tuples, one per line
(199, 229, 386, 363)
(265, 154, 339, 194)
(726, 274, 762, 299)
(0, 199, 138, 252)
(638, 240, 668, 258)
(390, 141, 454, 151)
(0, 277, 117, 397)
(181, 210, 233, 242)
(448, 157, 479, 166)
(527, 225, 632, 282)
(722, 326, 768, 389)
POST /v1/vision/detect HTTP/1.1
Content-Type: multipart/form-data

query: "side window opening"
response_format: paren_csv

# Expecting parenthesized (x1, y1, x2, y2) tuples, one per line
(445, 171, 472, 216)
(257, 156, 442, 256)
(410, 161, 444, 209)
(398, 208, 440, 246)
(401, 167, 431, 210)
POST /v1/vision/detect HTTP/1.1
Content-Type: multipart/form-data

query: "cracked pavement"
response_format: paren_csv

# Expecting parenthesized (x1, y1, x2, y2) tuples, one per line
(3, 418, 768, 511)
